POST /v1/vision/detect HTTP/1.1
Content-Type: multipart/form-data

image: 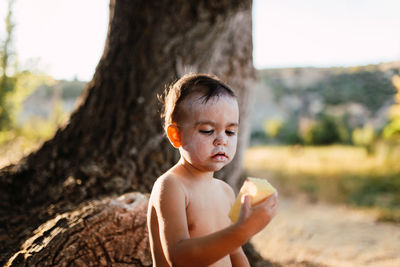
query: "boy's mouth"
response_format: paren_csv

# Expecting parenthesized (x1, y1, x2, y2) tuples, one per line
(212, 152, 228, 161)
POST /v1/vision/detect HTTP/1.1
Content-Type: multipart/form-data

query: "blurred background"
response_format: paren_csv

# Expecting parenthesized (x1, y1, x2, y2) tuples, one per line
(1, 0, 399, 266)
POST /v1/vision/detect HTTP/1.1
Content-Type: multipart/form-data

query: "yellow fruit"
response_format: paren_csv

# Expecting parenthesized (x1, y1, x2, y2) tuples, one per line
(228, 177, 276, 222)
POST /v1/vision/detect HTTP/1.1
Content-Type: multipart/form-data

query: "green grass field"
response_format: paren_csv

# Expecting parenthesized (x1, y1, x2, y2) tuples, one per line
(244, 145, 400, 223)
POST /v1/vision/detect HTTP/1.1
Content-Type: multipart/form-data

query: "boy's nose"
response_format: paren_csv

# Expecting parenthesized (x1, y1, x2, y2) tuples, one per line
(213, 135, 227, 146)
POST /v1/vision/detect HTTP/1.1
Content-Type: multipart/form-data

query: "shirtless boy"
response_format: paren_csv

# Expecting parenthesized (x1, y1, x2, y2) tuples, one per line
(147, 73, 278, 266)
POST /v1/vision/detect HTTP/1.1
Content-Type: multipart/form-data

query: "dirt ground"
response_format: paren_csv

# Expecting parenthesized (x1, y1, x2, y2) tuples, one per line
(251, 196, 400, 267)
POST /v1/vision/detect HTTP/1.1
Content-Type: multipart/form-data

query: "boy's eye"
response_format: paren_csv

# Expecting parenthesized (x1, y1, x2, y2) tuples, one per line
(199, 130, 214, 135)
(226, 130, 236, 136)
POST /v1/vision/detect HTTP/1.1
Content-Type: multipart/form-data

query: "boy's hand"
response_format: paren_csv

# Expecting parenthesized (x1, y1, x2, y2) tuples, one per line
(236, 192, 278, 236)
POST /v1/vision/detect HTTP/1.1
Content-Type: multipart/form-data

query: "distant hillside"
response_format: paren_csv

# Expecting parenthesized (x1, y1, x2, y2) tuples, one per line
(20, 79, 86, 123)
(251, 61, 400, 134)
(18, 62, 400, 142)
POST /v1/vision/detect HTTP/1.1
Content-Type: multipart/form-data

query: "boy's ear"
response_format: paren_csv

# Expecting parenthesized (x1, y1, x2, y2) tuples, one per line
(167, 124, 181, 148)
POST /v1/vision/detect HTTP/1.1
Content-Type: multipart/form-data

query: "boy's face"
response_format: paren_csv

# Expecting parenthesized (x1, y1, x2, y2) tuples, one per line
(177, 95, 239, 172)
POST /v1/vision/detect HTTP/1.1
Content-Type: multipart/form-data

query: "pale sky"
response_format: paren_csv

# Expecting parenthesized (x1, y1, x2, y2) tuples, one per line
(0, 0, 109, 81)
(253, 0, 400, 69)
(1, 0, 400, 81)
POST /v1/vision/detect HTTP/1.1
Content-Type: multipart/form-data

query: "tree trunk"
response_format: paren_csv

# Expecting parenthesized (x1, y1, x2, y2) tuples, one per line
(0, 0, 257, 265)
(6, 193, 151, 267)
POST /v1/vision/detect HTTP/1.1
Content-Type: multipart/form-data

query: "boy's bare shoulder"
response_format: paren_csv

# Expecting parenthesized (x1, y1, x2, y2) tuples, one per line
(213, 178, 235, 203)
(150, 172, 188, 205)
(152, 172, 183, 193)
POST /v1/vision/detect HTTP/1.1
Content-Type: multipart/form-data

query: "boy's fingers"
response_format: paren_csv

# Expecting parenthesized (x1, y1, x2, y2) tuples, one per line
(241, 194, 251, 208)
(252, 193, 278, 209)
(238, 194, 251, 220)
(241, 194, 252, 214)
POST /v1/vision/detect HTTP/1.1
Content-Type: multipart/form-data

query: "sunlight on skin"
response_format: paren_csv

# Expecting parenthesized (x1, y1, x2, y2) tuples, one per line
(178, 95, 239, 173)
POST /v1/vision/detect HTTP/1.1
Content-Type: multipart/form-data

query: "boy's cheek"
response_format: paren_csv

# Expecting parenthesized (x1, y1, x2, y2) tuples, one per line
(229, 141, 238, 157)
(230, 137, 238, 148)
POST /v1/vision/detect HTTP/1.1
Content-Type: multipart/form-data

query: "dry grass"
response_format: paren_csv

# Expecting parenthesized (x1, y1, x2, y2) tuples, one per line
(244, 145, 399, 177)
(251, 196, 400, 267)
(0, 136, 42, 168)
(245, 145, 400, 266)
(243, 145, 400, 222)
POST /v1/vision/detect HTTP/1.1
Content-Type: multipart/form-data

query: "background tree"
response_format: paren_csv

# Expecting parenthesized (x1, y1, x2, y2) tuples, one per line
(383, 74, 400, 139)
(0, 0, 17, 130)
(0, 0, 57, 166)
(0, 0, 269, 266)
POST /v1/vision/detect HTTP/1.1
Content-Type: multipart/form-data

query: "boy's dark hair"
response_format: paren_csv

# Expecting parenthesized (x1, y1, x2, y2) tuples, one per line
(160, 73, 236, 130)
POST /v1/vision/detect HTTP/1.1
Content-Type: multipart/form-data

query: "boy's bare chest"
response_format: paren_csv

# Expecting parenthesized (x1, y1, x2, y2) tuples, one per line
(185, 187, 232, 237)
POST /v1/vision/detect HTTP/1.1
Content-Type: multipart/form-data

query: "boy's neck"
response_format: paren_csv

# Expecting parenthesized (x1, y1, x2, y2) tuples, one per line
(176, 157, 214, 181)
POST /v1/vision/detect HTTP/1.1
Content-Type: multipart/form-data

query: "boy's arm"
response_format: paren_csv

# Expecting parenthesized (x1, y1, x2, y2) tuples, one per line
(153, 177, 277, 267)
(230, 247, 250, 267)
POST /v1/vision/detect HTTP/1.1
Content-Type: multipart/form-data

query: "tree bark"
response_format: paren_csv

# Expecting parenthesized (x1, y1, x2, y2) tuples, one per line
(0, 0, 257, 265)
(6, 193, 151, 267)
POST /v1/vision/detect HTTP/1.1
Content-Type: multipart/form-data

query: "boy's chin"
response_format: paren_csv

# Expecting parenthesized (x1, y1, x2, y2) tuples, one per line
(184, 157, 232, 172)
(207, 162, 230, 172)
